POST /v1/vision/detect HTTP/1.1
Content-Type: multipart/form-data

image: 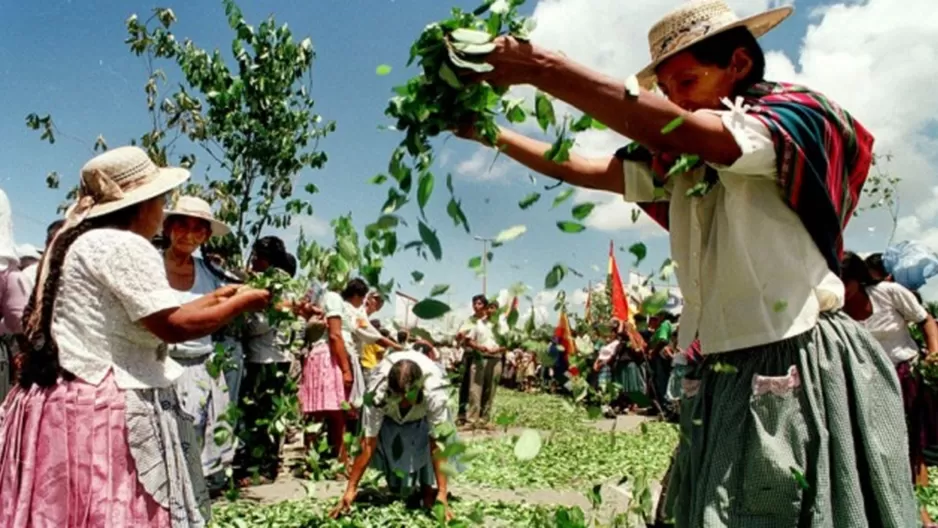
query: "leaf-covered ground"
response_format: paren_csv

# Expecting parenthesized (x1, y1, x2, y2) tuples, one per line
(490, 390, 590, 432)
(209, 391, 678, 526)
(462, 422, 678, 489)
(211, 497, 593, 528)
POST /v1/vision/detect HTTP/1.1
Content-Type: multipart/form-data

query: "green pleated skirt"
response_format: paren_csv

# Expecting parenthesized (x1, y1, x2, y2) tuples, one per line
(613, 361, 646, 395)
(665, 312, 919, 527)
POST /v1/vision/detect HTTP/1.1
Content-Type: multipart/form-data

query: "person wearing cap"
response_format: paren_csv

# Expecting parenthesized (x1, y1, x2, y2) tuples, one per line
(447, 1, 917, 525)
(162, 195, 242, 494)
(0, 147, 270, 526)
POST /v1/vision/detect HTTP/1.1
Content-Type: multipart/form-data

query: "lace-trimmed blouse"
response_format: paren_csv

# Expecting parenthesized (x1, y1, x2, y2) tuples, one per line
(53, 228, 183, 389)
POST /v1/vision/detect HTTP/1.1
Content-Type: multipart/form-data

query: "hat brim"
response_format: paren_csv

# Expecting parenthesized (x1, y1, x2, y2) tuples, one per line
(82, 167, 190, 220)
(635, 6, 794, 90)
(162, 210, 232, 238)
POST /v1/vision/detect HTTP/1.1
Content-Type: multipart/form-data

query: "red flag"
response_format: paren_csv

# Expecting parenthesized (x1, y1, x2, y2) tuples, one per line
(510, 296, 519, 313)
(608, 241, 630, 321)
(554, 310, 576, 358)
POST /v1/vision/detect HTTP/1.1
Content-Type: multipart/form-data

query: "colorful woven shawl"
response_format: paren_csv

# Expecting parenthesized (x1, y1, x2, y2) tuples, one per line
(616, 81, 875, 274)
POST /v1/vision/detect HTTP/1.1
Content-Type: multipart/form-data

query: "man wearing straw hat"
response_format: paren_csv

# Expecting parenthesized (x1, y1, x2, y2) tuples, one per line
(448, 1, 919, 526)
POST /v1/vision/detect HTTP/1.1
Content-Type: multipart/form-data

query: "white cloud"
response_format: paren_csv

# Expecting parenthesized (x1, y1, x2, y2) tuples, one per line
(452, 0, 938, 292)
(496, 0, 778, 233)
(502, 0, 938, 249)
(761, 0, 938, 238)
(277, 214, 330, 246)
(456, 147, 514, 181)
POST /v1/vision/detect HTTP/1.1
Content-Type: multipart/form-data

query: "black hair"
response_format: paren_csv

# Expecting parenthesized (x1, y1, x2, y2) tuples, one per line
(20, 203, 143, 388)
(252, 236, 293, 274)
(472, 294, 487, 306)
(370, 318, 382, 330)
(488, 300, 499, 309)
(865, 253, 889, 279)
(397, 330, 410, 344)
(684, 27, 766, 94)
(387, 359, 424, 404)
(151, 234, 168, 250)
(841, 251, 879, 287)
(45, 219, 65, 246)
(341, 278, 369, 301)
(379, 328, 391, 339)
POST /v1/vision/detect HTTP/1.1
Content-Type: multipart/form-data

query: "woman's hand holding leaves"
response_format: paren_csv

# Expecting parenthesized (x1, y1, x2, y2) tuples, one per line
(235, 287, 272, 312)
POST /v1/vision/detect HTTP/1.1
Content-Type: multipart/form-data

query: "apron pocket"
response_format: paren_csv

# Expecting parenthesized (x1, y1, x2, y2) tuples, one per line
(737, 365, 809, 520)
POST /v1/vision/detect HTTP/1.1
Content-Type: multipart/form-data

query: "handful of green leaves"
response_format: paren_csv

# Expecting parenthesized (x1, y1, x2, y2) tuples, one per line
(244, 267, 308, 353)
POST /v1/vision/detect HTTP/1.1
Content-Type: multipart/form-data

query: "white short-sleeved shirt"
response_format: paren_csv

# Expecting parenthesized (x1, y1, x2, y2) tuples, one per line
(622, 103, 844, 354)
(861, 282, 928, 364)
(361, 350, 450, 438)
(317, 291, 356, 351)
(597, 340, 619, 363)
(468, 319, 498, 351)
(53, 228, 183, 389)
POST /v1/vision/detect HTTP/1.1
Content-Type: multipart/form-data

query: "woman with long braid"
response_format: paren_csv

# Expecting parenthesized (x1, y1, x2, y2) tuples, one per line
(0, 147, 269, 527)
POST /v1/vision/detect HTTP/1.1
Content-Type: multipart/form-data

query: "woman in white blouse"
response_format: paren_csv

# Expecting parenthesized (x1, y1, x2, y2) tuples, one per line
(446, 2, 918, 526)
(841, 252, 938, 503)
(0, 147, 269, 527)
(331, 351, 454, 520)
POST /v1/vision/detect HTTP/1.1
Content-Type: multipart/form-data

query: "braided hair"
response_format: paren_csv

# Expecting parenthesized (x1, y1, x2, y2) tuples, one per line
(19, 205, 142, 388)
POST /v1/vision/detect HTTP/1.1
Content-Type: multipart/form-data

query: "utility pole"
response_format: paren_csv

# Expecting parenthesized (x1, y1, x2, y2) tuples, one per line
(474, 235, 493, 297)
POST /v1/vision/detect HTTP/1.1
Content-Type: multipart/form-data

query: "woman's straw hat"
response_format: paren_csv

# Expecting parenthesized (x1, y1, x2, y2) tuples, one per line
(164, 195, 231, 238)
(635, 0, 793, 89)
(70, 146, 190, 220)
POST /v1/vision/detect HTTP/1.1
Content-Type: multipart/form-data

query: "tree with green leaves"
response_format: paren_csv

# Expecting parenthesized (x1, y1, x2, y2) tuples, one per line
(29, 2, 334, 264)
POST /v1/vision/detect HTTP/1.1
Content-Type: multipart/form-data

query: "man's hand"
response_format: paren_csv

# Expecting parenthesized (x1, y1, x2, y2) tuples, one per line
(329, 490, 356, 519)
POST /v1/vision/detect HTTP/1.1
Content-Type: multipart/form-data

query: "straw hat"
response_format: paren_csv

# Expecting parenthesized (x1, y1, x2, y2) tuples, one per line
(164, 195, 231, 238)
(71, 146, 190, 220)
(635, 0, 793, 89)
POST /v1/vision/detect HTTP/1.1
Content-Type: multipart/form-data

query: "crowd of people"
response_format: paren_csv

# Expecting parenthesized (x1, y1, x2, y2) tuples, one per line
(1, 1, 937, 527)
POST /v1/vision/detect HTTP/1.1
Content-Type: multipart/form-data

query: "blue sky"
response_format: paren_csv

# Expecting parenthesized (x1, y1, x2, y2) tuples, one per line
(3, 0, 935, 322)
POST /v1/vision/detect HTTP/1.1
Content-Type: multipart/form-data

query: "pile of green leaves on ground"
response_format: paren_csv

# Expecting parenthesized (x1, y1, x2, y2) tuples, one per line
(210, 497, 598, 528)
(491, 390, 590, 432)
(462, 422, 678, 489)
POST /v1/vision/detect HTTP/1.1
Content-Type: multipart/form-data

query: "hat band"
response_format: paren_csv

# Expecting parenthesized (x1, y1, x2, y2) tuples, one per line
(650, 13, 739, 61)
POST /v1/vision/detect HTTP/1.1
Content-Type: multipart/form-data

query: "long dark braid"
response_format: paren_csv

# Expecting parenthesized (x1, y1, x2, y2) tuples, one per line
(18, 205, 142, 388)
(18, 222, 93, 387)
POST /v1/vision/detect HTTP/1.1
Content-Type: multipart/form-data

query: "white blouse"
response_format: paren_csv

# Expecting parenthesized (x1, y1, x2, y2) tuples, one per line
(361, 350, 450, 438)
(861, 282, 928, 365)
(622, 104, 844, 355)
(53, 228, 183, 389)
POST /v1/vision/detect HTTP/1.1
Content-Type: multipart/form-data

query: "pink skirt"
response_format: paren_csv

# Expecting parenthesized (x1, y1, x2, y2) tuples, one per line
(298, 343, 347, 414)
(0, 375, 170, 528)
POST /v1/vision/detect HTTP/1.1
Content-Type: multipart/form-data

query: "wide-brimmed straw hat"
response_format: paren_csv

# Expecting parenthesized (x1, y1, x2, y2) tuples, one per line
(69, 146, 190, 220)
(164, 195, 231, 238)
(635, 0, 793, 89)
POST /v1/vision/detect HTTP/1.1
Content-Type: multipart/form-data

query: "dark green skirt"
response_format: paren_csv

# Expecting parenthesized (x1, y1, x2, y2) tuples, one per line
(665, 312, 918, 527)
(613, 361, 646, 394)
